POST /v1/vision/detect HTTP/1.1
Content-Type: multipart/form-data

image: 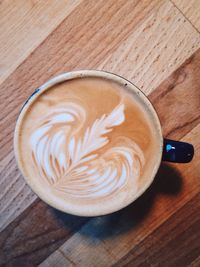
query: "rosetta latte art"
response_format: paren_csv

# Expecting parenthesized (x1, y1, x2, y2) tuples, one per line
(30, 102, 145, 199)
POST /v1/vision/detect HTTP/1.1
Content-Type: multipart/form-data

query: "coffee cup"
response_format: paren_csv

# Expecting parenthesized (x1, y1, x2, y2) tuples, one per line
(14, 70, 194, 216)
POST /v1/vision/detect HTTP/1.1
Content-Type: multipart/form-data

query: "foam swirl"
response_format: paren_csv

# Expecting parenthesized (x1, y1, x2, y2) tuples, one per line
(30, 102, 145, 199)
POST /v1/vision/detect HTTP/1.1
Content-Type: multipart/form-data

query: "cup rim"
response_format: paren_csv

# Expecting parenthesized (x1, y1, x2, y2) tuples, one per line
(14, 70, 163, 216)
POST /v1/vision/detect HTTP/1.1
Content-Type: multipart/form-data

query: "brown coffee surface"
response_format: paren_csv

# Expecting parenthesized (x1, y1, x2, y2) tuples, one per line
(16, 76, 161, 215)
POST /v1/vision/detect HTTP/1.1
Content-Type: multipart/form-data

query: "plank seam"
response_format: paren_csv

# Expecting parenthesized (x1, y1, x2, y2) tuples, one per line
(170, 0, 200, 34)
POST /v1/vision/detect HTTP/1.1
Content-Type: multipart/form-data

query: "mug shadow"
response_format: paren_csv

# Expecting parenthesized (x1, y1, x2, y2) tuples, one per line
(52, 162, 183, 240)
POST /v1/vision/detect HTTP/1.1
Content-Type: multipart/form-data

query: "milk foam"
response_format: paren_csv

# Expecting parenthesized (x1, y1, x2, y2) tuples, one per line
(30, 102, 145, 199)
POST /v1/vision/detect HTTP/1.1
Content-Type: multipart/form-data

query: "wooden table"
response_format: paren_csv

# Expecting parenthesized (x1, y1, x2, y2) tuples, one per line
(0, 1, 200, 266)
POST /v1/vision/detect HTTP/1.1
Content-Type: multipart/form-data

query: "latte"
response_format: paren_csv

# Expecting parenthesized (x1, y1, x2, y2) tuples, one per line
(14, 71, 162, 216)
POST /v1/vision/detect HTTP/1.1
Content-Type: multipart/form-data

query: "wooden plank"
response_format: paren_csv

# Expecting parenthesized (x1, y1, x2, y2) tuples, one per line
(0, 0, 82, 84)
(0, 0, 164, 162)
(0, 0, 165, 231)
(1, 38, 199, 235)
(114, 193, 200, 267)
(0, 200, 89, 266)
(99, 0, 200, 95)
(0, 151, 37, 232)
(38, 249, 75, 267)
(38, 123, 200, 267)
(1, 48, 199, 265)
(0, 1, 199, 239)
(0, 0, 200, 265)
(172, 0, 200, 32)
(39, 250, 74, 267)
(189, 256, 200, 267)
(114, 124, 200, 267)
(149, 52, 200, 139)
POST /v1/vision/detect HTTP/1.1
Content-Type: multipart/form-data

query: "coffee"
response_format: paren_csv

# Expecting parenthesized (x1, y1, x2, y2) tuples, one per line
(14, 72, 162, 216)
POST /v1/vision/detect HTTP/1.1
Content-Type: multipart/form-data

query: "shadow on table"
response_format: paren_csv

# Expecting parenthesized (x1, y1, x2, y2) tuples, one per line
(52, 162, 183, 240)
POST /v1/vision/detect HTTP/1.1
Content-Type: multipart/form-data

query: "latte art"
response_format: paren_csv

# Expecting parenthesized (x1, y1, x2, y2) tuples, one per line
(30, 102, 145, 199)
(15, 74, 162, 216)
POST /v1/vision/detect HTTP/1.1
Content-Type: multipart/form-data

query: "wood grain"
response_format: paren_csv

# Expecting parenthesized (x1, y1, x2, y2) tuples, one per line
(115, 124, 200, 267)
(1, 49, 200, 266)
(114, 192, 200, 267)
(0, 0, 164, 232)
(0, 0, 82, 84)
(0, 200, 89, 267)
(0, 0, 163, 160)
(0, 151, 37, 232)
(172, 0, 200, 32)
(38, 70, 200, 267)
(1, 0, 200, 233)
(100, 0, 200, 95)
(150, 52, 200, 139)
(0, 0, 200, 266)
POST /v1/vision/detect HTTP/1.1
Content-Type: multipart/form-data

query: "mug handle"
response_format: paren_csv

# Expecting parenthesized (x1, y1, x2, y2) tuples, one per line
(162, 139, 194, 163)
